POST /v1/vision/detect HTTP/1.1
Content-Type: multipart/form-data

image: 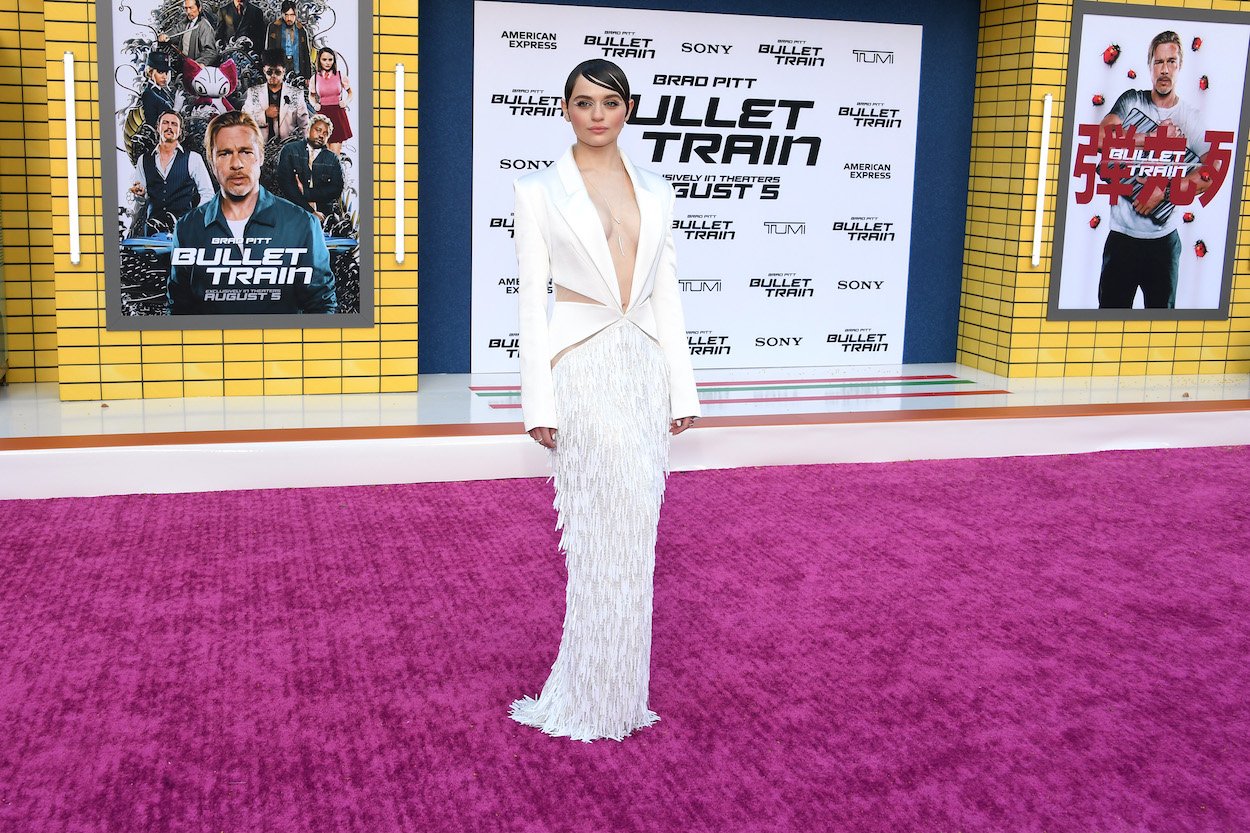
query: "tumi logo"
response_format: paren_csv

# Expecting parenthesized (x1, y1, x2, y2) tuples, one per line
(852, 49, 895, 64)
(679, 278, 723, 293)
(754, 336, 803, 347)
(764, 221, 805, 235)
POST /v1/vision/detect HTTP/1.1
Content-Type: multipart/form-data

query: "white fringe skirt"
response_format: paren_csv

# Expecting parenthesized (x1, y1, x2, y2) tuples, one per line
(510, 319, 672, 742)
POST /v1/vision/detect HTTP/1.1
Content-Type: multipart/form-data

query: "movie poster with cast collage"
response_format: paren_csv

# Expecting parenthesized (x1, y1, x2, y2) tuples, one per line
(99, 0, 372, 329)
(1049, 2, 1250, 319)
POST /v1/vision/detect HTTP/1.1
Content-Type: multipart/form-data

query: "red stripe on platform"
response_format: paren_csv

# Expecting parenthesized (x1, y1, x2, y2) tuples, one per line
(468, 373, 959, 393)
(488, 388, 1012, 409)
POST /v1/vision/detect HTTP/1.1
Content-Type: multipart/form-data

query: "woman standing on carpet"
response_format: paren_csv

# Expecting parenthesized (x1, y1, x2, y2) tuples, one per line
(508, 59, 700, 742)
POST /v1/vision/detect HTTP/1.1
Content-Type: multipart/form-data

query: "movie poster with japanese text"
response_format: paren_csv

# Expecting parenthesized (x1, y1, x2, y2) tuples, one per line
(1049, 2, 1250, 319)
(99, 0, 373, 329)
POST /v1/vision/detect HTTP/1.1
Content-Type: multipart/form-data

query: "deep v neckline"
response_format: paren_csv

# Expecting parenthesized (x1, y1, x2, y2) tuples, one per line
(577, 164, 640, 312)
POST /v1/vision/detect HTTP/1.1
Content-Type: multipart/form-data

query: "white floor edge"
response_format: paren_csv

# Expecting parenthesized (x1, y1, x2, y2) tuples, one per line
(3, 409, 1246, 499)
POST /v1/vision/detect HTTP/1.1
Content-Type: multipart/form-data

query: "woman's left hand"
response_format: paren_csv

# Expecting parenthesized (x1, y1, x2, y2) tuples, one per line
(670, 416, 697, 436)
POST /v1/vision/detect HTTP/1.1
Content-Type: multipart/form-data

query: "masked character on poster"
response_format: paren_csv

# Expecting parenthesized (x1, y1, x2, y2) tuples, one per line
(167, 110, 336, 314)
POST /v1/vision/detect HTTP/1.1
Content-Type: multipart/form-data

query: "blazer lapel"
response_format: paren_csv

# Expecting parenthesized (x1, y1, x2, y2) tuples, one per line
(551, 149, 623, 309)
(622, 151, 661, 313)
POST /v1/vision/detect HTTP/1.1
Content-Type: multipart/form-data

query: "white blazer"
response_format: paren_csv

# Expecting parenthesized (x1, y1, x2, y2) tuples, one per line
(514, 147, 700, 432)
(241, 82, 310, 143)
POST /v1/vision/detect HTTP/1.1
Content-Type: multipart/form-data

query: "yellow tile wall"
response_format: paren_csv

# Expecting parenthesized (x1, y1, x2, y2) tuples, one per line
(16, 0, 1244, 394)
(0, 0, 55, 383)
(41, 0, 417, 400)
(959, 0, 1250, 378)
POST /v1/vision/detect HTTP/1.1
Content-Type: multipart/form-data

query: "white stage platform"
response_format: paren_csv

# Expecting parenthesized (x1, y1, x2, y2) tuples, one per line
(2, 363, 1248, 499)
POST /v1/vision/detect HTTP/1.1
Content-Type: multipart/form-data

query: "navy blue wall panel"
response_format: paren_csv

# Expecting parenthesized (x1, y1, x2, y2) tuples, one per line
(419, 0, 979, 372)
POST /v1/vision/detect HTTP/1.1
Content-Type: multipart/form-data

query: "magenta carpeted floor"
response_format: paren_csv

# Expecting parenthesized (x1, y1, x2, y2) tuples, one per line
(1, 446, 1248, 832)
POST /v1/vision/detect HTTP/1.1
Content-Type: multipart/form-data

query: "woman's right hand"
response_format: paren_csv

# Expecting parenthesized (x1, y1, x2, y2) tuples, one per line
(529, 427, 557, 449)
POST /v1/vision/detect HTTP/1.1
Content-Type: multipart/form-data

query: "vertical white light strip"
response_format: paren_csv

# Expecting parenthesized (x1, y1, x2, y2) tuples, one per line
(1031, 93, 1054, 267)
(64, 51, 81, 266)
(395, 63, 405, 264)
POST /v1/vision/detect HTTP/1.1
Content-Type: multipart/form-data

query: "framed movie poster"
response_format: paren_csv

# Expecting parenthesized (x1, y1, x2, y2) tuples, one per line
(1048, 1, 1250, 320)
(99, 0, 373, 330)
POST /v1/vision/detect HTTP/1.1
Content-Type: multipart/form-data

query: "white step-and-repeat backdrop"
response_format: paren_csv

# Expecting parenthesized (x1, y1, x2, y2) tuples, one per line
(471, 1, 922, 371)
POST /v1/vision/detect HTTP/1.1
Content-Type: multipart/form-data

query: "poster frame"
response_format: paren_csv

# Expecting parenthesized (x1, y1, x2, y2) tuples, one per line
(1047, 0, 1250, 322)
(97, 0, 375, 331)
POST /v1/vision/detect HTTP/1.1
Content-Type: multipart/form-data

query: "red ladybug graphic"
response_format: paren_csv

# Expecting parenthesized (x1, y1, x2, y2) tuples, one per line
(1192, 36, 1203, 51)
(1194, 240, 1207, 258)
(1182, 212, 1195, 223)
(1199, 75, 1209, 91)
(1090, 215, 1101, 229)
(1092, 94, 1105, 105)
(1127, 69, 1137, 79)
(1103, 44, 1120, 65)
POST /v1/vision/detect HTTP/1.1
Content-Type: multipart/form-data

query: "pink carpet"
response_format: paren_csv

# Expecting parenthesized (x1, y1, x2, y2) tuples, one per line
(1, 446, 1247, 832)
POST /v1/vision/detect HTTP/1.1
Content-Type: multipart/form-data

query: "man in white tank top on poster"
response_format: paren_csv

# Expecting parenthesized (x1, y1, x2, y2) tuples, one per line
(1096, 30, 1214, 309)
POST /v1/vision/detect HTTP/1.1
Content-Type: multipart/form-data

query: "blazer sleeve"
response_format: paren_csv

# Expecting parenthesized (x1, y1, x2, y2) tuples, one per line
(649, 182, 701, 419)
(513, 178, 558, 432)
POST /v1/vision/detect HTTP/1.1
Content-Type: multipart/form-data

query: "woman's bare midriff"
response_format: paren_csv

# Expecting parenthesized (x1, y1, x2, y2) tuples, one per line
(551, 287, 607, 367)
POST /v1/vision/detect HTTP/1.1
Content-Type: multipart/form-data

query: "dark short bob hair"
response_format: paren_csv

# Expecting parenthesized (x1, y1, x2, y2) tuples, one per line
(563, 59, 630, 104)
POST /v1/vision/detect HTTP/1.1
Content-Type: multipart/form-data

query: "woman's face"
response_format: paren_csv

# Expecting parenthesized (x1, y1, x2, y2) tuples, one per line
(562, 75, 631, 149)
(319, 52, 334, 71)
